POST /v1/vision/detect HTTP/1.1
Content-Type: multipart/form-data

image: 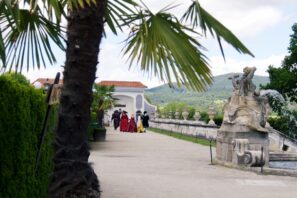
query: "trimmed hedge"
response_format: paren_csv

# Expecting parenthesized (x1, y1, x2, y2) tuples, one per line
(0, 74, 56, 198)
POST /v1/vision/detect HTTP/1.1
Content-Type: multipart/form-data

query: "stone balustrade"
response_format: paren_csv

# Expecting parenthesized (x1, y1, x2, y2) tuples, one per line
(150, 118, 219, 139)
(150, 118, 297, 153)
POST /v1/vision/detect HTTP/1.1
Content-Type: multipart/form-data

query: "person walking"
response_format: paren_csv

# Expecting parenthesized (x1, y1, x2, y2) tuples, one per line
(142, 111, 150, 132)
(120, 111, 129, 132)
(137, 114, 144, 133)
(127, 114, 137, 133)
(111, 110, 120, 130)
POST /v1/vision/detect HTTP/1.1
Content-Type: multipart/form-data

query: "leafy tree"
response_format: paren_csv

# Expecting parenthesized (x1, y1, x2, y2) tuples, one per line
(263, 23, 297, 103)
(92, 84, 115, 128)
(2, 72, 30, 85)
(0, 0, 253, 197)
(261, 23, 297, 138)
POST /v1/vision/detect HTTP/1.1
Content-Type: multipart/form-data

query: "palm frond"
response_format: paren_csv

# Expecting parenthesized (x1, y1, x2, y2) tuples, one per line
(181, 0, 254, 59)
(0, 3, 65, 72)
(93, 84, 116, 111)
(105, 0, 138, 35)
(123, 10, 213, 92)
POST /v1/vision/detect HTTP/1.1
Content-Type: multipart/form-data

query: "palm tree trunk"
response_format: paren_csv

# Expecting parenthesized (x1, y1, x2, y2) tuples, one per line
(49, 1, 106, 197)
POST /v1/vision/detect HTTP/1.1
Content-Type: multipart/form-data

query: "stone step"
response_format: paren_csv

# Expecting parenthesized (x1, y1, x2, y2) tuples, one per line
(269, 152, 297, 161)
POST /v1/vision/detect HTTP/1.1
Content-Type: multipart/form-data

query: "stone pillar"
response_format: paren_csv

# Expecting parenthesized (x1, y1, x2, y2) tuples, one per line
(216, 130, 269, 167)
(208, 106, 216, 125)
(182, 110, 189, 120)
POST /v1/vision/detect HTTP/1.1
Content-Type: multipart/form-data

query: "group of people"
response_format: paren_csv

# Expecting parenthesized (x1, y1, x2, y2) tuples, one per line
(111, 109, 149, 133)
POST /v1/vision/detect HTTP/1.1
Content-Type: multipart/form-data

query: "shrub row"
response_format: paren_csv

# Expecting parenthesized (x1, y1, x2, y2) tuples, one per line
(0, 74, 56, 198)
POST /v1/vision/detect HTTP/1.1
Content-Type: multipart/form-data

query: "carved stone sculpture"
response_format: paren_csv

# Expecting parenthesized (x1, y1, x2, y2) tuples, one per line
(220, 67, 269, 133)
(216, 67, 269, 166)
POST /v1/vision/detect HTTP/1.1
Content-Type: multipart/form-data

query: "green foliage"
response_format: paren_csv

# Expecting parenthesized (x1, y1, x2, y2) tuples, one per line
(0, 1, 65, 71)
(188, 107, 196, 120)
(2, 72, 30, 85)
(161, 102, 187, 118)
(1, 0, 253, 92)
(260, 23, 297, 138)
(92, 84, 115, 127)
(0, 74, 55, 198)
(262, 23, 297, 103)
(213, 114, 223, 126)
(268, 116, 289, 134)
(262, 65, 297, 102)
(87, 112, 97, 141)
(92, 84, 115, 111)
(268, 110, 297, 139)
(158, 101, 223, 125)
(123, 8, 213, 91)
(181, 0, 254, 59)
(200, 111, 209, 123)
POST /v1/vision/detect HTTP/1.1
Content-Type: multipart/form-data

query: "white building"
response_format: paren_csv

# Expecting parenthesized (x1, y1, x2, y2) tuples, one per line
(98, 81, 156, 122)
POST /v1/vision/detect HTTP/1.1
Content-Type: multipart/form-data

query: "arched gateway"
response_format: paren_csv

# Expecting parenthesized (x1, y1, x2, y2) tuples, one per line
(97, 81, 156, 124)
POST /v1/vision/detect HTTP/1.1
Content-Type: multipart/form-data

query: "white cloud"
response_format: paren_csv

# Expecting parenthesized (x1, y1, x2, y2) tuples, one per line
(218, 7, 283, 37)
(209, 53, 285, 76)
(97, 41, 163, 88)
(136, 0, 296, 38)
(198, 0, 292, 38)
(23, 65, 64, 83)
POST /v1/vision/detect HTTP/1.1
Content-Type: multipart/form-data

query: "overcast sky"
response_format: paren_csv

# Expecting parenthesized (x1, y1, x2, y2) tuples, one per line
(23, 0, 297, 88)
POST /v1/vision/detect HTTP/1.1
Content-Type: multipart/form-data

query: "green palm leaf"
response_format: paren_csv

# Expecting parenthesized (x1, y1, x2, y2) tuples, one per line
(93, 84, 116, 111)
(123, 9, 212, 91)
(105, 0, 138, 35)
(0, 3, 65, 71)
(181, 0, 254, 59)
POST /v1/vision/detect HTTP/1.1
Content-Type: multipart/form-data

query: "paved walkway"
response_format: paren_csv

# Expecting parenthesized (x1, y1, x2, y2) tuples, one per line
(89, 128, 297, 198)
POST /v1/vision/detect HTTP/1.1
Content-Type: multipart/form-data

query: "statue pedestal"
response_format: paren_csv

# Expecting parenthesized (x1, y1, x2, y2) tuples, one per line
(216, 130, 269, 167)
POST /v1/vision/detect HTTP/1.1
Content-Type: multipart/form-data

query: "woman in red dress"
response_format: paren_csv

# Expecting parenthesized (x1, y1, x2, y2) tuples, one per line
(120, 111, 129, 132)
(127, 114, 137, 133)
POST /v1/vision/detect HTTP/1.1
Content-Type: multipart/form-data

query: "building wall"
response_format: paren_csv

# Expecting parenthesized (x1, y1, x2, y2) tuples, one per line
(104, 86, 156, 124)
(144, 98, 157, 118)
(105, 88, 145, 123)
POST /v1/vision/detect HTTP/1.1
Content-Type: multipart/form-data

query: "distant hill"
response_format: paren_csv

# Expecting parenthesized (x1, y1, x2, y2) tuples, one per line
(145, 73, 269, 110)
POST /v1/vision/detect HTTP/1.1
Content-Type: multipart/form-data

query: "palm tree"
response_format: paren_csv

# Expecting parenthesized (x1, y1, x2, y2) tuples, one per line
(0, 0, 254, 197)
(92, 84, 116, 128)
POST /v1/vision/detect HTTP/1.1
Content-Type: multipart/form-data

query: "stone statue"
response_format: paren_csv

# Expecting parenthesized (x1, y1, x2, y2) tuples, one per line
(220, 67, 269, 133)
(216, 67, 270, 167)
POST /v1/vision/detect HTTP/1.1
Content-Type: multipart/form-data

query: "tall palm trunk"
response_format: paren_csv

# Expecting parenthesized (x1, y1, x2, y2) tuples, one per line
(49, 1, 106, 197)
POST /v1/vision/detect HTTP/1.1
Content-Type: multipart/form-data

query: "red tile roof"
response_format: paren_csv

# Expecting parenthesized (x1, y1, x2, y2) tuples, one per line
(97, 81, 147, 88)
(32, 78, 63, 88)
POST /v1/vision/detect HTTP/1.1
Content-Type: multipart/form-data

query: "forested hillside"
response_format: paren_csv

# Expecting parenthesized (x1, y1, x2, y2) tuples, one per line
(145, 73, 269, 110)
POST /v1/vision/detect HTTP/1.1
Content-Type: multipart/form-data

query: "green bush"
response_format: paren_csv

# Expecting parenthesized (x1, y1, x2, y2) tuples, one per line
(0, 74, 56, 198)
(2, 72, 30, 86)
(87, 111, 97, 141)
(200, 111, 210, 123)
(268, 111, 297, 139)
(214, 114, 223, 126)
(188, 107, 196, 120)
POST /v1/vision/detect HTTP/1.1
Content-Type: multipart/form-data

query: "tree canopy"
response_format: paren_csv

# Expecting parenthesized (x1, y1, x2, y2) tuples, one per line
(262, 23, 297, 103)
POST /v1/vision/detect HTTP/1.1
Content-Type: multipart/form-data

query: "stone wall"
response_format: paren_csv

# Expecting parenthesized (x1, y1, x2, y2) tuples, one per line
(150, 119, 297, 153)
(268, 127, 297, 152)
(150, 118, 219, 139)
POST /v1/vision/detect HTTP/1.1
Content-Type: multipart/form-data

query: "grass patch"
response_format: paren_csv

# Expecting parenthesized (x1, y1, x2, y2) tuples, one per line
(149, 127, 216, 147)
